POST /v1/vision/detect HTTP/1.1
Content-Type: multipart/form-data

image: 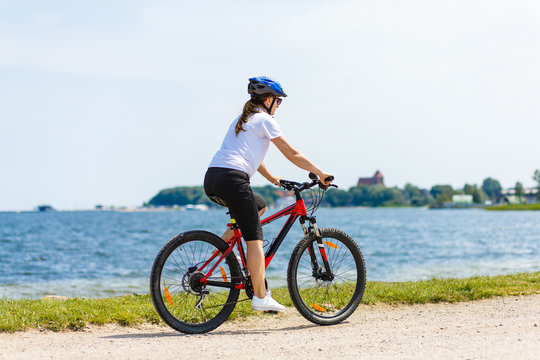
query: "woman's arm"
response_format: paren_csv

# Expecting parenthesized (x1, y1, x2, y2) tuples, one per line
(271, 136, 333, 184)
(257, 162, 282, 186)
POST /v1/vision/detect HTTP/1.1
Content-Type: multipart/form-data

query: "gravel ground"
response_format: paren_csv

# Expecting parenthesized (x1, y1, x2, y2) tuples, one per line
(1, 295, 539, 360)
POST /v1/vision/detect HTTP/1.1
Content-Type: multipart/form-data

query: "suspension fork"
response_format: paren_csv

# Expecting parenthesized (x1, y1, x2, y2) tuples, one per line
(306, 217, 333, 279)
(302, 216, 320, 272)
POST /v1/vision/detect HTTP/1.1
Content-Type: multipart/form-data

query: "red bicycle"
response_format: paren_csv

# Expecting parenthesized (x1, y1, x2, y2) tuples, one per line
(150, 173, 366, 334)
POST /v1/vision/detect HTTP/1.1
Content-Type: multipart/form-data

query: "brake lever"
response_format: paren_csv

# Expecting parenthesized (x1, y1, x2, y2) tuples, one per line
(318, 173, 337, 189)
(318, 182, 338, 190)
(318, 182, 328, 190)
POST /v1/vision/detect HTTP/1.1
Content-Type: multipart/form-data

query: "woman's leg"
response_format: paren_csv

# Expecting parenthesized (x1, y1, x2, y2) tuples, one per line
(226, 207, 266, 298)
(246, 240, 266, 298)
(221, 228, 234, 242)
(245, 207, 285, 311)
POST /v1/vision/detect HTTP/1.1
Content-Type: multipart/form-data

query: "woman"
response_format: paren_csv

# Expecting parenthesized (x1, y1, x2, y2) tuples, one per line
(204, 76, 333, 311)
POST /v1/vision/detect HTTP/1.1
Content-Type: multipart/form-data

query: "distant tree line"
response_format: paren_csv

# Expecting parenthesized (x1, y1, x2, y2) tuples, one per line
(147, 169, 540, 208)
(146, 185, 293, 207)
(147, 186, 211, 207)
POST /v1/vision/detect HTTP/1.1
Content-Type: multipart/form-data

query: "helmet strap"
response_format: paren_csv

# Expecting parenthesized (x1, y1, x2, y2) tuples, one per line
(263, 97, 276, 115)
(252, 95, 275, 114)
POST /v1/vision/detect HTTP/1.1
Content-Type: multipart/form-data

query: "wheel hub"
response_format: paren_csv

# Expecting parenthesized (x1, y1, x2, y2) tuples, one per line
(313, 270, 334, 285)
(182, 270, 206, 295)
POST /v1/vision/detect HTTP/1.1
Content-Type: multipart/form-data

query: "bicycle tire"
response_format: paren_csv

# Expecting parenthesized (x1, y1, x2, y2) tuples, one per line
(150, 230, 241, 334)
(287, 227, 366, 325)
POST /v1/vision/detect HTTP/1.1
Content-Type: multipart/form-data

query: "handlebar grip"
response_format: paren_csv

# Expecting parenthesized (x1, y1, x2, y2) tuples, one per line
(309, 172, 334, 183)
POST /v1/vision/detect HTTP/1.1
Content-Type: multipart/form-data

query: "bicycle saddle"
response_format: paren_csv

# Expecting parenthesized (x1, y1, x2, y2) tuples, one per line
(208, 194, 228, 207)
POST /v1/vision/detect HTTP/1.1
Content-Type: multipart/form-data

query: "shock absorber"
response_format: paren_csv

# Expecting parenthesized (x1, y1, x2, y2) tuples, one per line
(299, 216, 308, 236)
(308, 216, 321, 238)
(309, 216, 334, 280)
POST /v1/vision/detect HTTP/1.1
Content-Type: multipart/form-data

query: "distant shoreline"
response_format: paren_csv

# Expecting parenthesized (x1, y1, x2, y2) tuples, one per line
(3, 203, 540, 213)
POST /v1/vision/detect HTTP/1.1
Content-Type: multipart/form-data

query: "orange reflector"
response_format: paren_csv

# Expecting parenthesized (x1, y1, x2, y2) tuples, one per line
(312, 304, 327, 312)
(323, 241, 338, 249)
(220, 266, 228, 282)
(164, 286, 173, 306)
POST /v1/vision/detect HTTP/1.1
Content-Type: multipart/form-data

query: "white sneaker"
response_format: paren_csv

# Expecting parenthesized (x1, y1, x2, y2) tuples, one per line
(251, 295, 286, 312)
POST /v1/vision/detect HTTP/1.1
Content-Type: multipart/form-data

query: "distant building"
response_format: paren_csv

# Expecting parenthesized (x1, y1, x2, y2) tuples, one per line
(452, 194, 473, 205)
(502, 195, 526, 205)
(499, 188, 539, 204)
(357, 170, 384, 186)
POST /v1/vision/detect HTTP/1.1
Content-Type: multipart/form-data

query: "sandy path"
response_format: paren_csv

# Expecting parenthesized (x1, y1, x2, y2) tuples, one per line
(1, 295, 539, 360)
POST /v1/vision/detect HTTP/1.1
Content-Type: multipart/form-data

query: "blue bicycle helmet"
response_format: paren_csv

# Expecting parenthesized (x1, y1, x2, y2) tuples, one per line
(248, 76, 287, 97)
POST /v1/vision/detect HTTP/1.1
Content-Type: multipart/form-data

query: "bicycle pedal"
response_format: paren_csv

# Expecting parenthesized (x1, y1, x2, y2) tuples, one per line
(263, 310, 278, 314)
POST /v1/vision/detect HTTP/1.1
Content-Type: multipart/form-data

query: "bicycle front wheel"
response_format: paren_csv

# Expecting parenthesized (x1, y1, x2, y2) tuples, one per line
(150, 230, 241, 334)
(287, 227, 366, 325)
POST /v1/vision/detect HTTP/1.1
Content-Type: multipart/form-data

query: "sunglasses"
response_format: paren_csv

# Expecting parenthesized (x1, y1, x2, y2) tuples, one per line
(276, 98, 283, 106)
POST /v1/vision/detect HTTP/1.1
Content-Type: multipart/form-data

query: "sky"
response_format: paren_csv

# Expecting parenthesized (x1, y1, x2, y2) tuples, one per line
(1, 0, 539, 211)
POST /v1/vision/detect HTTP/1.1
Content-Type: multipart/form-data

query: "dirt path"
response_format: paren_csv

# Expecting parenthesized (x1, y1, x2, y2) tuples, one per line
(1, 295, 539, 360)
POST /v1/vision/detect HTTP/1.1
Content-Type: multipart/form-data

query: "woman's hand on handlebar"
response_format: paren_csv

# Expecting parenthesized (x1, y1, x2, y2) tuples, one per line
(318, 171, 334, 186)
(280, 173, 336, 191)
(270, 175, 283, 187)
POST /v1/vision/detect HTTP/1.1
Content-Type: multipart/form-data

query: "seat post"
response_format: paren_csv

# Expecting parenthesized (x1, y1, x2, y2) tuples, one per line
(227, 211, 240, 230)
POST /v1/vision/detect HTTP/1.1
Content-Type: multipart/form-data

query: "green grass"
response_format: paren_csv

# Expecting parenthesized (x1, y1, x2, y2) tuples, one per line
(1, 272, 538, 333)
(362, 272, 539, 304)
(485, 203, 540, 211)
(0, 294, 161, 333)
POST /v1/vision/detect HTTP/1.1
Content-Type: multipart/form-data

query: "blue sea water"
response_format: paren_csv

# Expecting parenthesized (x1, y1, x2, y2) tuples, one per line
(0, 208, 538, 298)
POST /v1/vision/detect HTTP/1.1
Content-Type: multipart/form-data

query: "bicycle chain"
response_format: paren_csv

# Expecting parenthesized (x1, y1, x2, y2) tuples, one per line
(195, 297, 250, 310)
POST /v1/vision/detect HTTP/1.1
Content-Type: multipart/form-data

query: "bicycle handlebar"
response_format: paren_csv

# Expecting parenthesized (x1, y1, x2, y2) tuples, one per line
(279, 173, 338, 192)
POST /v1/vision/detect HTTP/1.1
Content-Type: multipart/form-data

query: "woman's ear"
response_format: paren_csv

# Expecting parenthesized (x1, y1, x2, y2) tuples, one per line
(262, 96, 273, 108)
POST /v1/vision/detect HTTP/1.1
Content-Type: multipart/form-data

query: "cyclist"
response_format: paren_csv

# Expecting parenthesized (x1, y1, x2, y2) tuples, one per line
(204, 76, 333, 312)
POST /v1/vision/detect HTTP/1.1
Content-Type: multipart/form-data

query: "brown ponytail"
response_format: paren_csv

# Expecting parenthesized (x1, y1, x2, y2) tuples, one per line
(235, 96, 269, 136)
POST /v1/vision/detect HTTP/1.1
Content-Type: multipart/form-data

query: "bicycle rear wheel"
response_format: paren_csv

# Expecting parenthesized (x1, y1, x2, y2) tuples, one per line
(150, 230, 241, 334)
(287, 227, 366, 325)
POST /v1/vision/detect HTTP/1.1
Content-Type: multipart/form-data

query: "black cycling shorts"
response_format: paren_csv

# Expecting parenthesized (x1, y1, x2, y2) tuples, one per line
(204, 167, 266, 241)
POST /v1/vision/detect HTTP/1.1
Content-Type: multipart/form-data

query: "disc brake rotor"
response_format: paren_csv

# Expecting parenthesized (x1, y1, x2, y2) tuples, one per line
(182, 271, 205, 295)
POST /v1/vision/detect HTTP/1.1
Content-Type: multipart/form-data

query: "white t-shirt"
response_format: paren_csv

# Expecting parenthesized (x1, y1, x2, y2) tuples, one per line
(209, 111, 282, 177)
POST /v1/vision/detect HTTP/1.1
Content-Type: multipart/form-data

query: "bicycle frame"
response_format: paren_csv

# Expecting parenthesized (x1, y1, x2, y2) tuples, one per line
(199, 196, 321, 289)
